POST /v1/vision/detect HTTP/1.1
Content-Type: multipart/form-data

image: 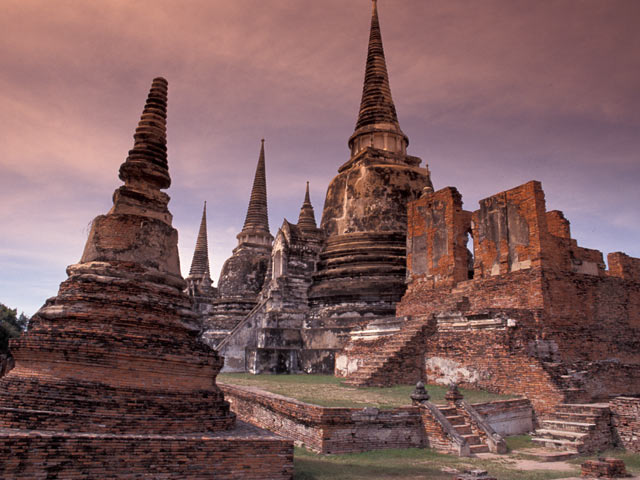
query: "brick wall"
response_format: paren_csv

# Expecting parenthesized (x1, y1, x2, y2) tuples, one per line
(347, 180, 640, 416)
(611, 396, 640, 453)
(609, 252, 640, 281)
(220, 384, 533, 454)
(0, 422, 293, 479)
(221, 383, 424, 454)
(407, 187, 471, 287)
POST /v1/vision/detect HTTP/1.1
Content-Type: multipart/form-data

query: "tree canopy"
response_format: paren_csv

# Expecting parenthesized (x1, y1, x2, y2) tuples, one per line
(0, 303, 28, 354)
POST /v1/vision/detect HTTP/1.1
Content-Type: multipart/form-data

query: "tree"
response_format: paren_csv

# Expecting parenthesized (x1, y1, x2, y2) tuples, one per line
(0, 303, 28, 354)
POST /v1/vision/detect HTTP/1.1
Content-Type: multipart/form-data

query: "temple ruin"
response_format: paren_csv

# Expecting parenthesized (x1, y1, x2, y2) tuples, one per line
(181, 0, 639, 455)
(0, 78, 292, 479)
(192, 0, 433, 374)
(338, 180, 640, 452)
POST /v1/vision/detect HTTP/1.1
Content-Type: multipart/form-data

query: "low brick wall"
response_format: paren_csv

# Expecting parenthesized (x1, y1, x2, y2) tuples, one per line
(611, 396, 640, 453)
(0, 421, 293, 479)
(220, 384, 533, 454)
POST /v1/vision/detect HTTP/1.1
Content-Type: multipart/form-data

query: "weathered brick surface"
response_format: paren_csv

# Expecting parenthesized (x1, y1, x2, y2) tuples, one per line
(221, 383, 532, 455)
(0, 78, 292, 479)
(342, 181, 640, 419)
(611, 397, 640, 453)
(608, 252, 640, 282)
(581, 457, 629, 478)
(0, 422, 293, 480)
(406, 187, 471, 288)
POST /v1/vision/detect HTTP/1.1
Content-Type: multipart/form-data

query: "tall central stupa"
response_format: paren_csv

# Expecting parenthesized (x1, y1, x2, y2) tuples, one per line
(308, 0, 433, 325)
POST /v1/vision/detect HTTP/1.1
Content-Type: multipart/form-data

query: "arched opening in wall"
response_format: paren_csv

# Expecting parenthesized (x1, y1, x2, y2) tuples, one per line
(273, 250, 284, 279)
(465, 230, 475, 280)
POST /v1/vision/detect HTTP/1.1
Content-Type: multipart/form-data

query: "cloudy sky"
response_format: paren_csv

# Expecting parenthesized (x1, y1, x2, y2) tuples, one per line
(1, 0, 639, 315)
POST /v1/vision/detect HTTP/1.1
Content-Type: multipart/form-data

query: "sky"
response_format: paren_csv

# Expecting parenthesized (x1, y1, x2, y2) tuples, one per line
(1, 0, 639, 316)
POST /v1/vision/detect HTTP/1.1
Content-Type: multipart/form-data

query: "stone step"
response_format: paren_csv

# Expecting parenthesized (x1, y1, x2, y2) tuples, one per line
(541, 420, 595, 433)
(549, 412, 600, 423)
(454, 424, 473, 435)
(534, 429, 587, 442)
(469, 444, 490, 454)
(513, 448, 579, 462)
(444, 415, 466, 426)
(438, 407, 457, 414)
(555, 403, 610, 415)
(462, 434, 481, 446)
(531, 437, 585, 452)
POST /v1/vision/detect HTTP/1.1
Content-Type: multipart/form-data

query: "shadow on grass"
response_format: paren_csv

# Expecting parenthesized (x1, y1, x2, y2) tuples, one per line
(293, 448, 452, 480)
(293, 447, 584, 480)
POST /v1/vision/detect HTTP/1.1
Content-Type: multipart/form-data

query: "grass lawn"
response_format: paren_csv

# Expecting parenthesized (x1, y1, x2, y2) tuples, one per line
(217, 373, 516, 409)
(293, 446, 581, 480)
(294, 443, 640, 479)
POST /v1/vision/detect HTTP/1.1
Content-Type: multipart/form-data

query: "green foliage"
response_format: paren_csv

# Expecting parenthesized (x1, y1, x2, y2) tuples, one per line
(0, 303, 28, 354)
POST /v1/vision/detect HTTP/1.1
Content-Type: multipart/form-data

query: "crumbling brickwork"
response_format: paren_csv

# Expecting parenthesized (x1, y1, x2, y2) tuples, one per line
(611, 396, 640, 453)
(407, 187, 471, 288)
(0, 78, 292, 479)
(581, 458, 629, 478)
(221, 383, 532, 455)
(342, 180, 640, 417)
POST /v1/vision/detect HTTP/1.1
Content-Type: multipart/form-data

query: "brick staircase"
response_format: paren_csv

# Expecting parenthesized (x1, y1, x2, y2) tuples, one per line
(438, 404, 490, 454)
(532, 403, 613, 454)
(343, 315, 434, 387)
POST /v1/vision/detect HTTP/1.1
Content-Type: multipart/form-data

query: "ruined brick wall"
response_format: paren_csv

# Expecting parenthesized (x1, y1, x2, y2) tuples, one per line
(390, 180, 640, 414)
(407, 187, 472, 288)
(611, 396, 640, 453)
(609, 252, 640, 281)
(473, 181, 548, 277)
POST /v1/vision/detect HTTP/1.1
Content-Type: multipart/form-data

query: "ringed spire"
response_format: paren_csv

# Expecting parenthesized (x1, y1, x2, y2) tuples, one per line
(237, 139, 273, 247)
(348, 0, 408, 157)
(297, 182, 318, 233)
(188, 201, 212, 281)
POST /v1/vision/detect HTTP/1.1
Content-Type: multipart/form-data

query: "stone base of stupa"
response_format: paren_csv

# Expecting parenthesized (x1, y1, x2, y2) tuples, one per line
(0, 421, 292, 479)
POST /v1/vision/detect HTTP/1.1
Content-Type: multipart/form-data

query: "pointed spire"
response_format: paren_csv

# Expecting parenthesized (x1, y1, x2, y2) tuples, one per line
(241, 139, 270, 233)
(297, 181, 318, 232)
(348, 1, 408, 156)
(356, 0, 398, 129)
(188, 202, 212, 281)
(119, 77, 170, 190)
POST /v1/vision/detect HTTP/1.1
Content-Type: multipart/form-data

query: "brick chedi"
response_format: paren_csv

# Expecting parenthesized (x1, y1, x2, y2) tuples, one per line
(306, 0, 432, 354)
(200, 139, 274, 347)
(0, 78, 292, 479)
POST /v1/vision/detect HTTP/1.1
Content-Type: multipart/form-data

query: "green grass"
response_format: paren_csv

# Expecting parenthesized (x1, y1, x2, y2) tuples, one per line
(293, 446, 580, 480)
(218, 373, 515, 409)
(505, 435, 536, 452)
